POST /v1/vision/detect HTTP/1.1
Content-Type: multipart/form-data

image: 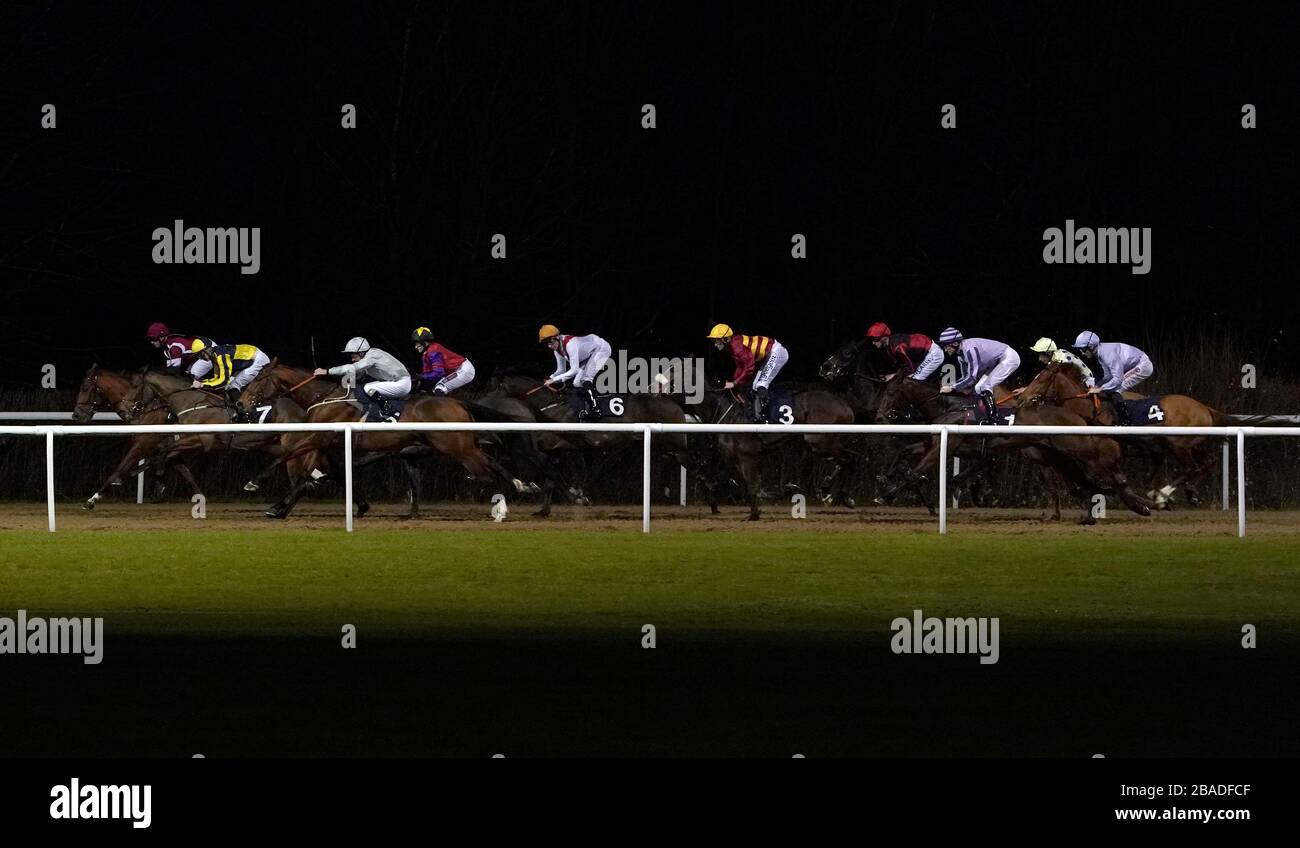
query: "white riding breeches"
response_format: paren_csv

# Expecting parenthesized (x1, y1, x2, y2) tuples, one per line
(1118, 355, 1154, 391)
(228, 351, 271, 391)
(363, 375, 413, 400)
(754, 342, 788, 390)
(973, 349, 1021, 394)
(434, 361, 475, 394)
(575, 340, 612, 386)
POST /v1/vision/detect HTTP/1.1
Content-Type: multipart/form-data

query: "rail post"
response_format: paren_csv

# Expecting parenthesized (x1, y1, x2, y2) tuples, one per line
(46, 428, 56, 533)
(643, 424, 652, 533)
(344, 424, 354, 533)
(679, 466, 687, 506)
(137, 459, 146, 504)
(938, 426, 949, 535)
(1236, 429, 1246, 538)
(1221, 442, 1230, 511)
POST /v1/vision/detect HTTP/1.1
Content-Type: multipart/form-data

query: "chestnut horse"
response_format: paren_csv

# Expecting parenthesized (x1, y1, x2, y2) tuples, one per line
(875, 376, 1153, 523)
(1016, 361, 1232, 507)
(238, 362, 529, 519)
(72, 365, 203, 509)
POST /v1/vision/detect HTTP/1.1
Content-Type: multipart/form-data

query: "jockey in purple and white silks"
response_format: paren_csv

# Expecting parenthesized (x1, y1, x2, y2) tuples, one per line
(1072, 331, 1154, 424)
(937, 327, 1021, 423)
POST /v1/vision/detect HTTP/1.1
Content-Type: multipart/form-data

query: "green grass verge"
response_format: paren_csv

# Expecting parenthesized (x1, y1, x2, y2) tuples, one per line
(1, 530, 1298, 640)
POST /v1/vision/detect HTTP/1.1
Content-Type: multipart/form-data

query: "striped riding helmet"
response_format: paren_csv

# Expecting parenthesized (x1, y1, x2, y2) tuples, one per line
(938, 327, 963, 344)
(1072, 330, 1101, 349)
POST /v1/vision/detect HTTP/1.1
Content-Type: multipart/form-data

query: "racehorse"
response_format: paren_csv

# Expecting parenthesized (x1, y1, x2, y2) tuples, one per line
(488, 373, 721, 516)
(875, 374, 1153, 523)
(693, 381, 860, 520)
(117, 368, 331, 510)
(1016, 361, 1234, 507)
(72, 364, 203, 509)
(238, 362, 529, 519)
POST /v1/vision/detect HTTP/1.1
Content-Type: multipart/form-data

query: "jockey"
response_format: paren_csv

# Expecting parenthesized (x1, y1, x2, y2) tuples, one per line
(864, 322, 944, 381)
(937, 327, 1021, 423)
(147, 322, 214, 379)
(539, 324, 612, 422)
(1028, 337, 1094, 388)
(411, 327, 475, 395)
(707, 323, 788, 422)
(188, 339, 271, 421)
(314, 337, 412, 423)
(1072, 331, 1154, 424)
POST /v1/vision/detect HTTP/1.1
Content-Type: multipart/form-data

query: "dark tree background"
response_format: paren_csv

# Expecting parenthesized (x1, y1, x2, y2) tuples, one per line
(2, 1, 1297, 388)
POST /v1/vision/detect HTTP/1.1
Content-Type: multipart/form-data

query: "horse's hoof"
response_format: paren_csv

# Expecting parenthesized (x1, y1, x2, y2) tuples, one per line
(243, 481, 260, 492)
(81, 501, 96, 511)
(747, 512, 761, 522)
(1135, 505, 1151, 517)
(356, 503, 371, 519)
(1078, 515, 1097, 526)
(264, 509, 287, 520)
(819, 494, 834, 506)
(532, 508, 552, 518)
(873, 497, 887, 506)
(840, 497, 856, 509)
(398, 513, 418, 521)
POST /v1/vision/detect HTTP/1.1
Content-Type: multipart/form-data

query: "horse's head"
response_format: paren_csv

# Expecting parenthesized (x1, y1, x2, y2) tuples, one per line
(71, 364, 103, 424)
(818, 340, 864, 383)
(1019, 361, 1074, 406)
(239, 358, 281, 408)
(115, 370, 158, 422)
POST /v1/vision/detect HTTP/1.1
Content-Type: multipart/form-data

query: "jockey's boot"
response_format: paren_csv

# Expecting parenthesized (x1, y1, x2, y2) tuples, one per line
(752, 386, 769, 423)
(353, 385, 377, 421)
(567, 385, 594, 422)
(226, 388, 248, 422)
(378, 397, 403, 423)
(980, 390, 999, 424)
(1107, 391, 1129, 425)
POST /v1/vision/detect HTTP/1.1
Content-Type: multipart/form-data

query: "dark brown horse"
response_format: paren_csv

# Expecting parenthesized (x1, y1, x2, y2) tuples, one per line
(692, 384, 860, 520)
(876, 375, 1153, 523)
(1017, 361, 1232, 507)
(489, 374, 721, 516)
(239, 363, 529, 519)
(72, 365, 203, 509)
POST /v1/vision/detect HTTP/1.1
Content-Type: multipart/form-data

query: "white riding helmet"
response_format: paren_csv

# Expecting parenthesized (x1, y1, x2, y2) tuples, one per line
(1030, 337, 1058, 354)
(1072, 330, 1100, 350)
(343, 337, 371, 354)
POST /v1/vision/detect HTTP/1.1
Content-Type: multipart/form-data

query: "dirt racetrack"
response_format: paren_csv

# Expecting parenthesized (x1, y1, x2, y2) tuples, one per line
(1, 498, 1294, 536)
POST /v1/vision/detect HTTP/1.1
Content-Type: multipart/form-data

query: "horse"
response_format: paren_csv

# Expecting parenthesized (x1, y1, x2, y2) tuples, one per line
(691, 381, 860, 520)
(238, 362, 529, 519)
(488, 373, 721, 516)
(117, 367, 327, 507)
(1016, 361, 1234, 508)
(72, 364, 203, 509)
(875, 374, 1153, 523)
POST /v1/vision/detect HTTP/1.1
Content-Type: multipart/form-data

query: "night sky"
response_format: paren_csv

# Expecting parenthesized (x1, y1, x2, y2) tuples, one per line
(4, 1, 1297, 386)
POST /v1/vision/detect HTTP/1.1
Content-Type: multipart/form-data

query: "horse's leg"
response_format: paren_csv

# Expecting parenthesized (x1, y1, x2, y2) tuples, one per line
(84, 437, 156, 509)
(401, 459, 422, 520)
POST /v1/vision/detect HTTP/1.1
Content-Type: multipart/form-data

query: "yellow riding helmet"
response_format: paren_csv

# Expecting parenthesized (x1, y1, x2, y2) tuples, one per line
(706, 323, 733, 339)
(190, 339, 208, 354)
(538, 324, 560, 343)
(1029, 337, 1057, 354)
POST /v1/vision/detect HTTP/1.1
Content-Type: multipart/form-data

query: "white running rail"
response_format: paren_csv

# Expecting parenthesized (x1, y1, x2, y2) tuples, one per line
(1, 421, 1291, 537)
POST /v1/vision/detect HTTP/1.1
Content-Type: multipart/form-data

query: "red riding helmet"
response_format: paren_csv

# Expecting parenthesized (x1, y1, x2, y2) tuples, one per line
(146, 322, 170, 340)
(865, 322, 892, 339)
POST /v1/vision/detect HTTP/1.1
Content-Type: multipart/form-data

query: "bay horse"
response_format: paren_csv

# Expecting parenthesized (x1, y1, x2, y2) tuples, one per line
(489, 373, 721, 516)
(692, 382, 860, 520)
(1016, 361, 1233, 507)
(72, 364, 203, 509)
(875, 375, 1153, 523)
(238, 362, 529, 519)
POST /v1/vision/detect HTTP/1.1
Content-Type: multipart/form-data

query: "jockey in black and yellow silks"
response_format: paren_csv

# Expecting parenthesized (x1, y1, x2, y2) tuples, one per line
(188, 340, 271, 421)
